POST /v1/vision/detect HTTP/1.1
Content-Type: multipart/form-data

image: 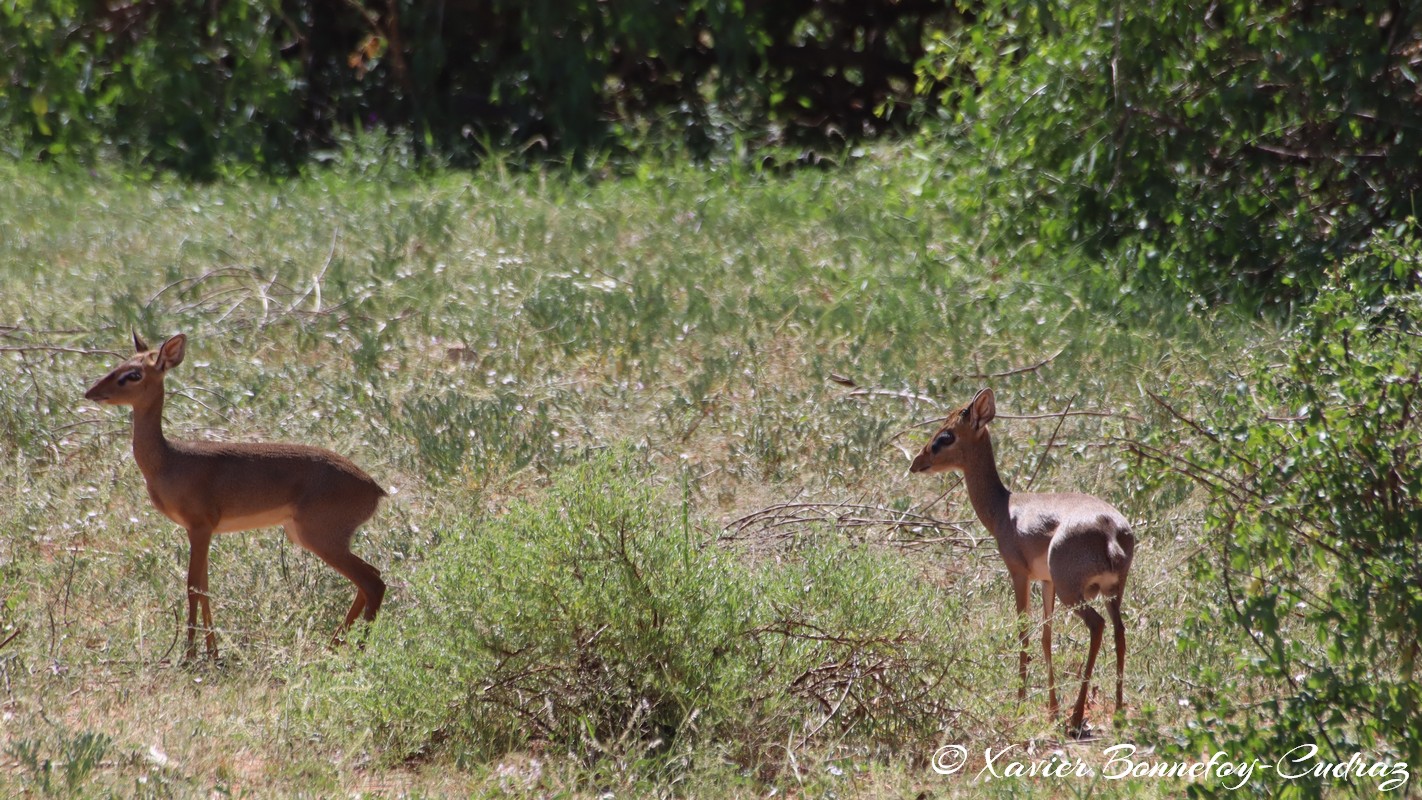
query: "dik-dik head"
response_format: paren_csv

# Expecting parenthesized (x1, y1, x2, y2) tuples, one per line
(909, 388, 996, 474)
(84, 333, 187, 406)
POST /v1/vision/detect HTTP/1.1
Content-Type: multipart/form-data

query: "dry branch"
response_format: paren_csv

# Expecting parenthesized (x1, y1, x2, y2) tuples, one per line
(965, 346, 1066, 379)
(1145, 388, 1262, 471)
(890, 406, 1138, 443)
(0, 345, 119, 356)
(841, 387, 942, 407)
(1024, 393, 1076, 491)
(723, 501, 979, 550)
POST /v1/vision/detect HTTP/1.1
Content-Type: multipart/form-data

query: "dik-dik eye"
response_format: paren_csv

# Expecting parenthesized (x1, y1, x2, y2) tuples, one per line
(932, 431, 956, 451)
(117, 370, 142, 386)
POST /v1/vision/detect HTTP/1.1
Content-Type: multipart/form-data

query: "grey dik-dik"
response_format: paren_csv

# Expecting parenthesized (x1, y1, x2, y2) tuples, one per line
(910, 388, 1133, 736)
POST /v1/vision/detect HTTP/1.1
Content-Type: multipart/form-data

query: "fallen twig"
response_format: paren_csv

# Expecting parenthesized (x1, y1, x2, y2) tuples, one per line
(287, 227, 340, 314)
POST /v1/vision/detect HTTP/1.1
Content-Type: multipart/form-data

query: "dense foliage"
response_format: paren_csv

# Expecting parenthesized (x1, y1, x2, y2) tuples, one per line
(1, 0, 957, 174)
(921, 0, 1422, 304)
(1134, 232, 1422, 796)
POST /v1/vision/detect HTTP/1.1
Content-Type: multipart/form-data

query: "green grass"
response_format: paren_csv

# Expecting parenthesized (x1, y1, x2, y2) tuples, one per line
(0, 145, 1276, 797)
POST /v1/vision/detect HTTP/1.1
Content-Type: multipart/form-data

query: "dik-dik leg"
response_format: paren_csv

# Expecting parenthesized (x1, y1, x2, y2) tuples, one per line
(184, 523, 218, 660)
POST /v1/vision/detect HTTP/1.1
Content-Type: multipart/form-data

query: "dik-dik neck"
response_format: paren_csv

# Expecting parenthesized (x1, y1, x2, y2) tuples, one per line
(962, 433, 1013, 536)
(130, 393, 172, 477)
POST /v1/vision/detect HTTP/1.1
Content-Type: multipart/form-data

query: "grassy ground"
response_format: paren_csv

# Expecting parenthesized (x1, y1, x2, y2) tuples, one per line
(0, 146, 1275, 797)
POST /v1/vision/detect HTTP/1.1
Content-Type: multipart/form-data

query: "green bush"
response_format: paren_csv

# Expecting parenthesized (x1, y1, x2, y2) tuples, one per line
(920, 0, 1422, 305)
(1, 0, 960, 173)
(311, 449, 965, 768)
(1, 0, 302, 176)
(1134, 232, 1422, 796)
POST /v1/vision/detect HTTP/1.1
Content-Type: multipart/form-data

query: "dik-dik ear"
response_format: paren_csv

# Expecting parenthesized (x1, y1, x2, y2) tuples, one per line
(156, 334, 187, 372)
(133, 332, 151, 353)
(969, 388, 996, 429)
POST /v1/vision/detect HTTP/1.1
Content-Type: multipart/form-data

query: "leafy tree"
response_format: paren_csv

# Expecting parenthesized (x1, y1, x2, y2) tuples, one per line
(922, 0, 1422, 304)
(1, 0, 302, 175)
(1, 0, 962, 173)
(1133, 231, 1422, 796)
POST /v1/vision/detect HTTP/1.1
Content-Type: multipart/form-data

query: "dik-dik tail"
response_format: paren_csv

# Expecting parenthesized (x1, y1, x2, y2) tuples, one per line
(1107, 528, 1134, 575)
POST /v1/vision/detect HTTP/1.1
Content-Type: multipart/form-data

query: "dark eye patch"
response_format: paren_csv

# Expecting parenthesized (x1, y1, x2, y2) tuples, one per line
(931, 431, 955, 451)
(117, 370, 142, 386)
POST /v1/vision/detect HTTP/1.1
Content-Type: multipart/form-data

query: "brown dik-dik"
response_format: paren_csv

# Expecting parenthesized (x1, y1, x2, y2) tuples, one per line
(85, 333, 386, 660)
(910, 388, 1133, 736)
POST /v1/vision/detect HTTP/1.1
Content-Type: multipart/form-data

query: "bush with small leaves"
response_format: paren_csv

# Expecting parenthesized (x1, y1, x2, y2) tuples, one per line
(1132, 230, 1422, 796)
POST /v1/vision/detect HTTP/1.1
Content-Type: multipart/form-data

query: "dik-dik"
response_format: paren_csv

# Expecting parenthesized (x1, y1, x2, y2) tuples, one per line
(910, 388, 1133, 735)
(85, 333, 386, 660)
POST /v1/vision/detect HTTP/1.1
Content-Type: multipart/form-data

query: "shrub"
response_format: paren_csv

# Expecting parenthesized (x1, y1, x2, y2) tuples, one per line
(920, 0, 1422, 305)
(311, 449, 965, 768)
(0, 0, 302, 176)
(1133, 231, 1422, 796)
